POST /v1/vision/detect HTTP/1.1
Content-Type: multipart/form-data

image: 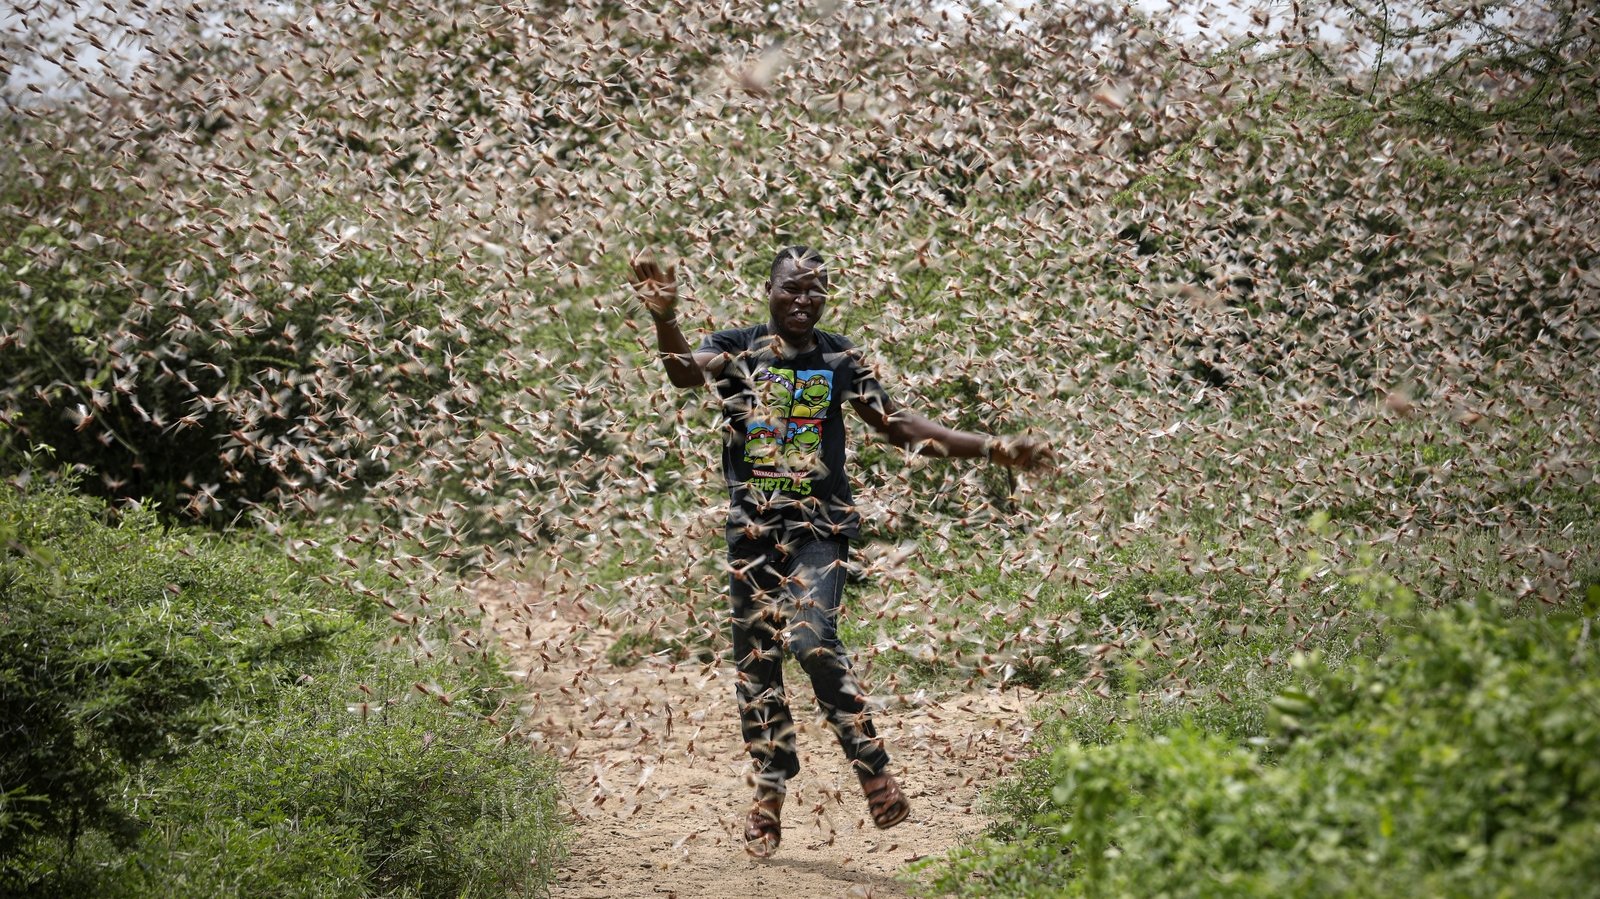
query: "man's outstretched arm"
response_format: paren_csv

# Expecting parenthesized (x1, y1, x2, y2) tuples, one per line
(629, 257, 725, 389)
(851, 396, 1051, 469)
(653, 311, 721, 390)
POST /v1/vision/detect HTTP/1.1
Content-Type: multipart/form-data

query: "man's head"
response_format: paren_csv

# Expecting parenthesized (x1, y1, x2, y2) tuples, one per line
(766, 246, 829, 345)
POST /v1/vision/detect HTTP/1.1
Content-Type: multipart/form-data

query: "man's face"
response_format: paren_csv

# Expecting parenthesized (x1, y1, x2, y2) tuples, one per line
(766, 258, 829, 343)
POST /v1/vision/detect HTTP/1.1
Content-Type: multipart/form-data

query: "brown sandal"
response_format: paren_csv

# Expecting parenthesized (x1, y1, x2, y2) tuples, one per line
(859, 771, 911, 829)
(743, 792, 783, 858)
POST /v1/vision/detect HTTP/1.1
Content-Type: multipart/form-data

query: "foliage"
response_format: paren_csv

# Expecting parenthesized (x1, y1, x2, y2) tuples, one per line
(0, 480, 562, 897)
(0, 168, 516, 524)
(1301, 0, 1600, 162)
(85, 698, 563, 899)
(0, 482, 306, 856)
(926, 576, 1600, 897)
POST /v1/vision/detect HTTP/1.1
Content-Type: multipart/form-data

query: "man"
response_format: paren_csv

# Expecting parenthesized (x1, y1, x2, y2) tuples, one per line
(629, 246, 1049, 859)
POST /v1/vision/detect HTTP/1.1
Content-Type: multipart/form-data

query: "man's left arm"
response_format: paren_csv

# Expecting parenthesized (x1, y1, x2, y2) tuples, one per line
(849, 394, 1050, 470)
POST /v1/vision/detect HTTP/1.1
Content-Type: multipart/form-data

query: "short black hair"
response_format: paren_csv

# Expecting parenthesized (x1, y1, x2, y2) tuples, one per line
(770, 245, 827, 283)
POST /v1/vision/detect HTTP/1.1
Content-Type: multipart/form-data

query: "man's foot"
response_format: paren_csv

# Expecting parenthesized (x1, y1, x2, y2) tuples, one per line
(859, 770, 910, 829)
(743, 791, 783, 858)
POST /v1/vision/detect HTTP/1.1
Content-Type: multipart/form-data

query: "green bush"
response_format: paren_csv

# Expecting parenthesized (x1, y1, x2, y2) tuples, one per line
(0, 484, 295, 857)
(929, 587, 1600, 897)
(0, 481, 563, 897)
(0, 158, 516, 522)
(86, 695, 563, 899)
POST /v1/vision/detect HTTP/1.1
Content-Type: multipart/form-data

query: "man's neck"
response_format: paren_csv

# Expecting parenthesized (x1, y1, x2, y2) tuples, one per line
(766, 323, 817, 357)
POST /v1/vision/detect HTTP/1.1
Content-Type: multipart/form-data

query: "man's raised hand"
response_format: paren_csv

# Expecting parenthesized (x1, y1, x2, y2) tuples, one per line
(628, 257, 680, 322)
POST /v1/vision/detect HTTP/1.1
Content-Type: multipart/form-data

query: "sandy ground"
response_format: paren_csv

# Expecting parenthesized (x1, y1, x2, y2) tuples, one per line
(483, 585, 1042, 899)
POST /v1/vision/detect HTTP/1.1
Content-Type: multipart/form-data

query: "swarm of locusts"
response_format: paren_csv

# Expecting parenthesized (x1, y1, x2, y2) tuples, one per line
(3, 0, 1596, 746)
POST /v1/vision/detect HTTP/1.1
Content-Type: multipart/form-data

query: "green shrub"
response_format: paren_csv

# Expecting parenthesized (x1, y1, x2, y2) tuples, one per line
(0, 485, 298, 858)
(91, 695, 563, 899)
(929, 587, 1600, 897)
(0, 162, 516, 522)
(0, 481, 563, 897)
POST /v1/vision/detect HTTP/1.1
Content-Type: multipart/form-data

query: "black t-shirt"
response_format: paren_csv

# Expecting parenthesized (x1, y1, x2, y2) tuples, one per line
(697, 324, 892, 554)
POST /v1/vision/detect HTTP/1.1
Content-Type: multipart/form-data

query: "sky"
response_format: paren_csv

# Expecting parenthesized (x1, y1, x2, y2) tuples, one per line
(0, 1, 1530, 110)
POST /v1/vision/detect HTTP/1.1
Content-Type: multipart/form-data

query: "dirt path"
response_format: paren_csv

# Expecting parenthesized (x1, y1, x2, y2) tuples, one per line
(483, 584, 1042, 899)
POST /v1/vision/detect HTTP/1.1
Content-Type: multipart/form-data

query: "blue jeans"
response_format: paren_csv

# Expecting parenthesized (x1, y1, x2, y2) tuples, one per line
(729, 538, 889, 791)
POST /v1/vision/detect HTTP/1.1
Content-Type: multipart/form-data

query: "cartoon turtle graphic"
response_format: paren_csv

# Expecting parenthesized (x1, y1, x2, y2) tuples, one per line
(784, 420, 822, 466)
(743, 424, 782, 464)
(789, 372, 832, 418)
(753, 368, 795, 421)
